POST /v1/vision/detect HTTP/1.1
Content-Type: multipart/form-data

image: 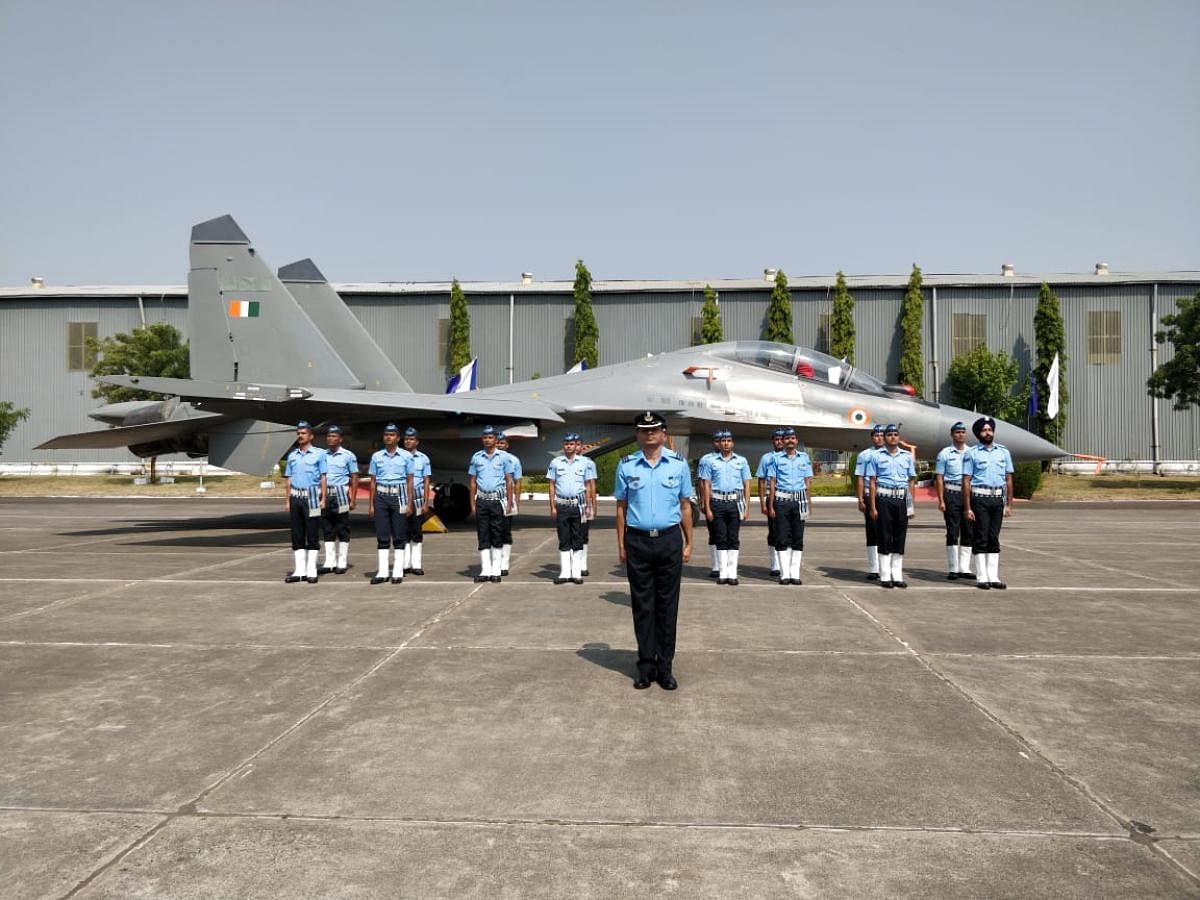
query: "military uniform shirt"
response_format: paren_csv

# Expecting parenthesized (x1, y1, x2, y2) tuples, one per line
(614, 451, 694, 531)
(699, 453, 752, 493)
(503, 451, 523, 482)
(755, 451, 776, 479)
(468, 450, 513, 492)
(409, 450, 432, 495)
(765, 450, 814, 492)
(284, 446, 328, 488)
(583, 456, 598, 482)
(324, 447, 358, 487)
(369, 447, 413, 485)
(934, 445, 969, 484)
(547, 455, 591, 496)
(864, 449, 916, 488)
(963, 442, 1014, 488)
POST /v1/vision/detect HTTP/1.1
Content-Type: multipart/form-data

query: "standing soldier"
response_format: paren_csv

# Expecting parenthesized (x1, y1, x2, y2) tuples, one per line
(547, 432, 593, 584)
(698, 430, 752, 585)
(765, 427, 814, 585)
(615, 412, 694, 691)
(402, 426, 433, 576)
(935, 422, 974, 581)
(866, 424, 917, 588)
(963, 416, 1015, 590)
(469, 425, 515, 583)
(318, 425, 358, 575)
(855, 425, 886, 580)
(699, 435, 722, 578)
(495, 433, 522, 576)
(756, 429, 787, 577)
(367, 424, 414, 585)
(283, 421, 328, 583)
(576, 435, 599, 577)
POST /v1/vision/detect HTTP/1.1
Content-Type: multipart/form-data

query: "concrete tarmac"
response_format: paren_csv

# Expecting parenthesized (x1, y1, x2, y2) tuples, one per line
(1, 498, 1197, 898)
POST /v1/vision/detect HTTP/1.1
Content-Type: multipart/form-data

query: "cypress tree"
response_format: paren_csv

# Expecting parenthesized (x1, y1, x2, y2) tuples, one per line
(829, 270, 856, 364)
(897, 264, 925, 396)
(573, 259, 599, 368)
(699, 284, 723, 344)
(765, 269, 793, 344)
(447, 278, 471, 374)
(1033, 281, 1069, 447)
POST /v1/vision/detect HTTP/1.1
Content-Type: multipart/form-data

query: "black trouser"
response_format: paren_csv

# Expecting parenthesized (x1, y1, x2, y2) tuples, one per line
(766, 511, 777, 553)
(625, 526, 683, 677)
(289, 493, 321, 550)
(875, 495, 909, 555)
(773, 500, 805, 551)
(581, 518, 591, 546)
(555, 504, 584, 551)
(374, 492, 408, 549)
(862, 490, 878, 547)
(942, 488, 972, 547)
(406, 499, 425, 545)
(970, 493, 1004, 554)
(475, 497, 505, 549)
(320, 501, 351, 543)
(709, 498, 741, 550)
(500, 506, 514, 545)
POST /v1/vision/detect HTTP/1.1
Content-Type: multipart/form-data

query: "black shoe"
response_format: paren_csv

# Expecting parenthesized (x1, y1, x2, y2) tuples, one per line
(474, 575, 489, 583)
(794, 578, 802, 585)
(306, 576, 319, 584)
(284, 575, 303, 583)
(769, 570, 780, 577)
(867, 572, 880, 581)
(333, 567, 347, 575)
(634, 672, 654, 690)
(371, 576, 388, 585)
(403, 567, 413, 574)
(728, 578, 739, 586)
(881, 580, 894, 589)
(895, 581, 908, 589)
(411, 569, 424, 576)
(317, 566, 334, 575)
(709, 570, 720, 579)
(779, 578, 791, 585)
(572, 577, 584, 585)
(554, 576, 570, 585)
(656, 671, 678, 691)
(391, 576, 403, 584)
(958, 571, 975, 580)
(581, 570, 590, 576)
(490, 575, 502, 583)
(501, 569, 510, 577)
(947, 572, 958, 580)
(991, 581, 1007, 590)
(977, 581, 991, 590)
(717, 578, 728, 585)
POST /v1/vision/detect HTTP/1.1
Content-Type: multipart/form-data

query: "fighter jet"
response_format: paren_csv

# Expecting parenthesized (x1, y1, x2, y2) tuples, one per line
(41, 215, 1064, 515)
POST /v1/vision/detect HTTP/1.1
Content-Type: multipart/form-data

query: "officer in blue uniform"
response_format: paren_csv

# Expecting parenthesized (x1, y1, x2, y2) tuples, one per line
(698, 435, 722, 578)
(756, 430, 787, 576)
(855, 425, 886, 579)
(698, 429, 752, 585)
(319, 425, 359, 575)
(935, 421, 974, 581)
(866, 423, 917, 588)
(367, 424, 414, 585)
(571, 434, 599, 576)
(547, 432, 594, 584)
(283, 421, 328, 584)
(614, 412, 694, 691)
(402, 427, 433, 576)
(495, 433, 522, 576)
(469, 425, 515, 583)
(765, 427, 814, 585)
(963, 416, 1015, 590)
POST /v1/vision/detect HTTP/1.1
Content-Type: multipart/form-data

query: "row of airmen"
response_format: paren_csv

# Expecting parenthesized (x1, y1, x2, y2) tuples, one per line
(282, 417, 1015, 588)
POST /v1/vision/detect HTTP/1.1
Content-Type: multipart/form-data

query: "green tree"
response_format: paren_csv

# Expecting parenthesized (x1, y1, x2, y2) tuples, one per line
(1148, 289, 1200, 410)
(0, 401, 30, 455)
(764, 269, 793, 343)
(897, 264, 924, 396)
(830, 270, 856, 363)
(88, 322, 190, 403)
(447, 278, 472, 374)
(698, 284, 723, 344)
(946, 345, 1024, 423)
(1033, 281, 1069, 447)
(572, 259, 599, 368)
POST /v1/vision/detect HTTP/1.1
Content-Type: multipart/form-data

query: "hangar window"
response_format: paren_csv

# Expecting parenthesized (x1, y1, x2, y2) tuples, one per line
(436, 318, 450, 369)
(690, 315, 704, 345)
(952, 313, 986, 358)
(67, 322, 98, 370)
(816, 314, 831, 354)
(1088, 311, 1121, 364)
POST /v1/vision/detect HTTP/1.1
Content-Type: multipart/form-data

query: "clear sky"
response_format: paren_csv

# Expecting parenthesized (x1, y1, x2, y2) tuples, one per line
(1, 0, 1197, 286)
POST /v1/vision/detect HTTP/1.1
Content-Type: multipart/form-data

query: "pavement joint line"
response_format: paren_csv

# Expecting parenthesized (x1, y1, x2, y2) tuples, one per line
(157, 546, 292, 581)
(0, 533, 142, 554)
(1003, 538, 1191, 589)
(0, 581, 140, 624)
(927, 653, 1200, 661)
(837, 589, 1200, 888)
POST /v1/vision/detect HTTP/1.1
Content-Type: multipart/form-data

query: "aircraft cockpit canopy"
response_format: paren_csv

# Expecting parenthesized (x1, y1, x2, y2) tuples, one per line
(727, 342, 887, 395)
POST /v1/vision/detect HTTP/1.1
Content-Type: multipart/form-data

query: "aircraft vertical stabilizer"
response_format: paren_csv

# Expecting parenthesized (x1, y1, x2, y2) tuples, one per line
(279, 259, 413, 393)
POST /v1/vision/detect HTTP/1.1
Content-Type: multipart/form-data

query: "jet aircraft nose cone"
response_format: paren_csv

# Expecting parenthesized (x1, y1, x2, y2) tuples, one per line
(937, 402, 1066, 460)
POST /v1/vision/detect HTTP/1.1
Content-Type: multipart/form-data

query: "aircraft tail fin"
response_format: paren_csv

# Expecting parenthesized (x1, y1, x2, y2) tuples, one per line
(188, 215, 362, 388)
(278, 259, 412, 393)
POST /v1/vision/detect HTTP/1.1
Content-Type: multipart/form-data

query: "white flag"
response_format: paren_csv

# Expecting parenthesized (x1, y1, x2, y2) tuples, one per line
(1047, 353, 1060, 420)
(446, 357, 478, 394)
(567, 359, 588, 374)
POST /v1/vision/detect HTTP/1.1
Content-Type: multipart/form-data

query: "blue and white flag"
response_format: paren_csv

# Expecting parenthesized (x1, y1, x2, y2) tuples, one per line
(567, 359, 589, 374)
(1047, 353, 1060, 420)
(446, 357, 478, 394)
(1027, 371, 1039, 418)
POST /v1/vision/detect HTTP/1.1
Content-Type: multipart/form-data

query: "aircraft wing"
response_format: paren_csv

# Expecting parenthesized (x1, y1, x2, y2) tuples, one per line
(97, 376, 567, 424)
(35, 414, 223, 450)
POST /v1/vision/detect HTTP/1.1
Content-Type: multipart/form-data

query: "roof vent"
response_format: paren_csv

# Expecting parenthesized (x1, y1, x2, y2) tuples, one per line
(1094, 262, 1109, 276)
(521, 272, 533, 285)
(763, 267, 778, 281)
(30, 276, 45, 289)
(1001, 263, 1015, 277)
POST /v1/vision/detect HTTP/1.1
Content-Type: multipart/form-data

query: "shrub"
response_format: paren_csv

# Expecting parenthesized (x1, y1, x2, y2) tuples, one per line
(1012, 461, 1043, 499)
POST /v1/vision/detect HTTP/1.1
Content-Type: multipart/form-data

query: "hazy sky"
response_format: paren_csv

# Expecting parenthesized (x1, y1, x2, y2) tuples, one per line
(2, 1, 1197, 286)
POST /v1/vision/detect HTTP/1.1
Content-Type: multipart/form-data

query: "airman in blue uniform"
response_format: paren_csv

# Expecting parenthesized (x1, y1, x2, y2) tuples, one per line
(963, 416, 1015, 589)
(765, 427, 814, 585)
(368, 424, 415, 584)
(614, 411, 695, 691)
(319, 425, 359, 575)
(698, 430, 752, 585)
(865, 423, 917, 588)
(402, 427, 433, 576)
(469, 425, 516, 582)
(495, 433, 522, 576)
(757, 429, 787, 575)
(699, 435, 722, 577)
(855, 425, 886, 579)
(547, 432, 595, 584)
(935, 421, 975, 581)
(283, 421, 328, 584)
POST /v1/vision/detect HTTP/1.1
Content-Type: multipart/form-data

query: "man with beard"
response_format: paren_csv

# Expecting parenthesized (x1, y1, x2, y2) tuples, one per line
(963, 416, 1015, 590)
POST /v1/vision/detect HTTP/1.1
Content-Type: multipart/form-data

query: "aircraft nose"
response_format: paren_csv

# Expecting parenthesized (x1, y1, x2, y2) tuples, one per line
(937, 403, 1066, 460)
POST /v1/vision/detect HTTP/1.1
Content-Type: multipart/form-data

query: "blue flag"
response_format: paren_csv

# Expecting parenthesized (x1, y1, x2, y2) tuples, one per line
(1027, 371, 1039, 418)
(446, 357, 478, 394)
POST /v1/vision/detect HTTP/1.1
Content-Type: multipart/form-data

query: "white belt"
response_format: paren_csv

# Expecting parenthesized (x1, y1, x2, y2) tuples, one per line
(973, 486, 1004, 497)
(555, 496, 580, 506)
(477, 490, 504, 500)
(712, 491, 740, 501)
(376, 484, 402, 495)
(289, 487, 311, 498)
(943, 482, 962, 492)
(775, 490, 805, 501)
(876, 486, 907, 498)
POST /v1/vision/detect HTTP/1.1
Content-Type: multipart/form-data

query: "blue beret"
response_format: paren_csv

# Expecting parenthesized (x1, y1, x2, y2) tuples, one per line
(713, 429, 732, 439)
(564, 432, 581, 442)
(383, 423, 399, 434)
(779, 426, 797, 437)
(634, 411, 666, 428)
(325, 424, 342, 435)
(296, 420, 312, 430)
(772, 428, 788, 438)
(884, 423, 900, 435)
(481, 425, 496, 436)
(972, 416, 995, 438)
(404, 426, 418, 437)
(951, 421, 966, 432)
(871, 424, 885, 435)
